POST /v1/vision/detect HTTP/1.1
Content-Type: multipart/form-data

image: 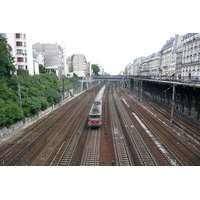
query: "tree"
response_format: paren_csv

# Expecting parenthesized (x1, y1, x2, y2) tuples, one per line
(0, 35, 16, 77)
(91, 64, 100, 75)
(39, 64, 46, 74)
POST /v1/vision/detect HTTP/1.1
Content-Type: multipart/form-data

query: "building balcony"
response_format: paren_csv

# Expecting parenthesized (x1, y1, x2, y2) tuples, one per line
(182, 60, 200, 66)
(163, 65, 169, 69)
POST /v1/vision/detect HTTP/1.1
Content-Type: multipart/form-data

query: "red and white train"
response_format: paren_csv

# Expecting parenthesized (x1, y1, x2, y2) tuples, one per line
(88, 85, 106, 127)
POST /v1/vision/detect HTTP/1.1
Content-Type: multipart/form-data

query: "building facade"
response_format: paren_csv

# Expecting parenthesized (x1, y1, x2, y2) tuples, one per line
(124, 63, 133, 75)
(181, 33, 200, 80)
(0, 33, 34, 75)
(70, 54, 90, 77)
(32, 43, 67, 78)
(127, 33, 200, 81)
(132, 57, 145, 76)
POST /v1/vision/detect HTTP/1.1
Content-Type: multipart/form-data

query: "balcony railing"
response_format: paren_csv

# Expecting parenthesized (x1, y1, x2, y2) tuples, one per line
(182, 60, 200, 66)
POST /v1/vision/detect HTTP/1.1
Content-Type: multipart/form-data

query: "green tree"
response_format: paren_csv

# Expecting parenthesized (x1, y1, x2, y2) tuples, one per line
(91, 64, 100, 75)
(0, 99, 24, 126)
(39, 64, 46, 74)
(0, 35, 16, 77)
(0, 72, 62, 126)
(0, 82, 18, 102)
(22, 98, 41, 117)
(17, 69, 28, 76)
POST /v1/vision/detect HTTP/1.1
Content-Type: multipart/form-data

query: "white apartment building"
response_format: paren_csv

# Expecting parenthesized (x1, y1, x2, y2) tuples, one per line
(133, 57, 144, 76)
(0, 33, 35, 75)
(32, 49, 44, 75)
(32, 43, 67, 78)
(151, 52, 161, 76)
(127, 33, 200, 81)
(160, 37, 176, 76)
(140, 54, 154, 76)
(124, 63, 133, 75)
(33, 49, 44, 66)
(181, 33, 200, 80)
(175, 41, 184, 79)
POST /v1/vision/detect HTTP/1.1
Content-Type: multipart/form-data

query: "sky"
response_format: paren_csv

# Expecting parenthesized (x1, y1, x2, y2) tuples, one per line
(1, 0, 199, 75)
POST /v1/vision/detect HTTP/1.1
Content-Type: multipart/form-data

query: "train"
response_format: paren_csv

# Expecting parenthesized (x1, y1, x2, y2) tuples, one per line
(88, 85, 106, 127)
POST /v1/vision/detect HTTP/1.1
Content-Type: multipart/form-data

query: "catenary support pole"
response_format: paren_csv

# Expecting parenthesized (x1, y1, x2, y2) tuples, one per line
(18, 82, 22, 110)
(170, 84, 176, 127)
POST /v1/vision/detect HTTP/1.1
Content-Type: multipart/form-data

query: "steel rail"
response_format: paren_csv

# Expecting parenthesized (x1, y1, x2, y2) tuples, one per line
(124, 90, 200, 166)
(109, 84, 134, 166)
(81, 128, 100, 166)
(56, 102, 92, 166)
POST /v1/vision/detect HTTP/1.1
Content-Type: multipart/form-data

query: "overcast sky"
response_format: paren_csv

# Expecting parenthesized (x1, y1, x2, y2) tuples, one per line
(2, 0, 198, 75)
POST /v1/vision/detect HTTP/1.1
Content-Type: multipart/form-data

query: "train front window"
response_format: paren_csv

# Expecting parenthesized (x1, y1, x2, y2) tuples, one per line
(89, 115, 101, 119)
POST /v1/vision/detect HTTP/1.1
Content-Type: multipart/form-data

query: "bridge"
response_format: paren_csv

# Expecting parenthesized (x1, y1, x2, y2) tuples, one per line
(93, 75, 124, 81)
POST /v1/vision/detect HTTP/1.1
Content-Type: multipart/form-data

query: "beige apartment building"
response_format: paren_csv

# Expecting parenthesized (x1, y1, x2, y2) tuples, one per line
(70, 54, 90, 77)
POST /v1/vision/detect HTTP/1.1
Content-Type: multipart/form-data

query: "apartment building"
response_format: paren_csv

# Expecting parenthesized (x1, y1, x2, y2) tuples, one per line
(181, 33, 200, 80)
(66, 56, 73, 76)
(71, 54, 90, 77)
(133, 57, 144, 76)
(159, 35, 182, 76)
(175, 41, 184, 78)
(33, 49, 44, 66)
(0, 33, 34, 75)
(32, 43, 67, 78)
(124, 63, 133, 75)
(151, 52, 161, 76)
(128, 33, 200, 80)
(140, 52, 161, 76)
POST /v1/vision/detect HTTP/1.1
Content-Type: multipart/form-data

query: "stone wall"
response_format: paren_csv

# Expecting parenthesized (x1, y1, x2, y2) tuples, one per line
(0, 105, 55, 140)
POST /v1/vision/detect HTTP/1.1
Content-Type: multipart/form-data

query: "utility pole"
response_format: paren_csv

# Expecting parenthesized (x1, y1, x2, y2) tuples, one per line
(139, 80, 143, 103)
(134, 78, 138, 100)
(18, 82, 22, 110)
(62, 76, 65, 100)
(170, 84, 176, 126)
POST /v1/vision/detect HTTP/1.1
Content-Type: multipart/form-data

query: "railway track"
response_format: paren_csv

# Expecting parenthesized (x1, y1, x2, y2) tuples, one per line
(0, 87, 99, 166)
(114, 87, 159, 166)
(56, 101, 92, 166)
(32, 98, 94, 166)
(109, 84, 134, 166)
(149, 102, 200, 143)
(0, 83, 199, 166)
(81, 128, 100, 166)
(141, 94, 200, 150)
(121, 88, 200, 166)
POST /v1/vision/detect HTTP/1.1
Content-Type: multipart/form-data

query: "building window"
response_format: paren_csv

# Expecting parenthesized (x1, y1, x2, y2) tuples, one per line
(16, 42, 23, 46)
(16, 49, 23, 54)
(16, 34, 20, 38)
(17, 57, 24, 62)
(16, 33, 26, 39)
(18, 65, 24, 69)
